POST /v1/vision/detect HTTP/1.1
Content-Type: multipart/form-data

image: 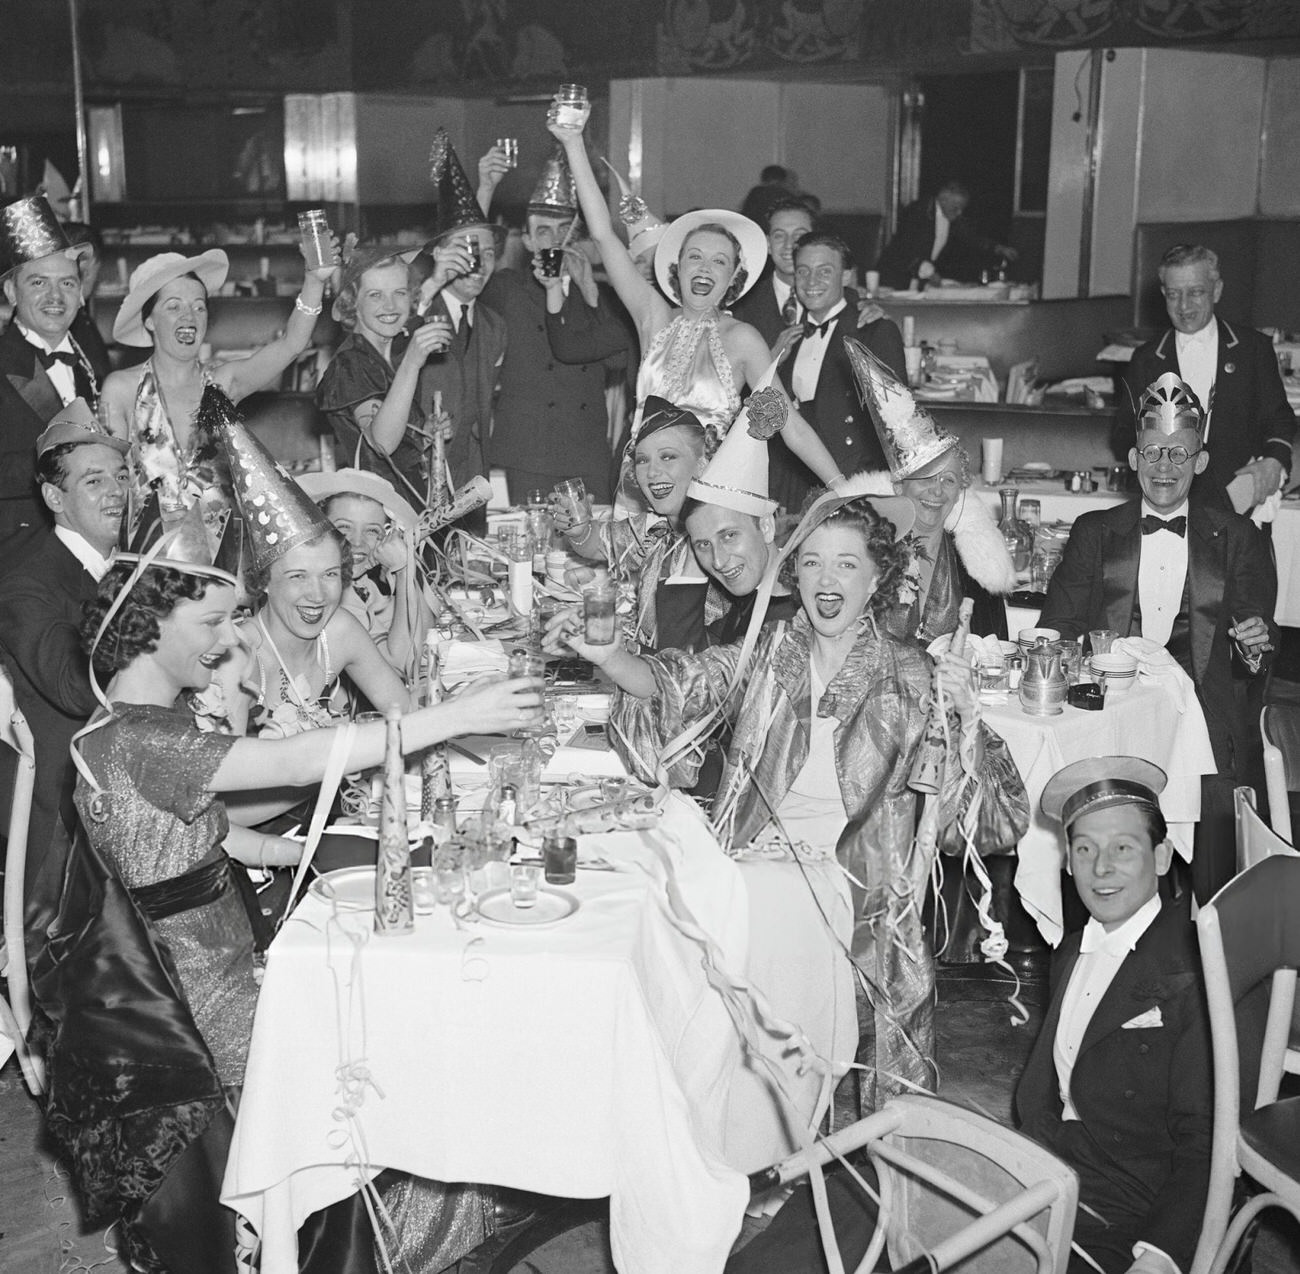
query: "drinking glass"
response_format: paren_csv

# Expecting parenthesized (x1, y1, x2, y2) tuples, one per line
(509, 862, 541, 909)
(1089, 629, 1118, 656)
(583, 584, 617, 645)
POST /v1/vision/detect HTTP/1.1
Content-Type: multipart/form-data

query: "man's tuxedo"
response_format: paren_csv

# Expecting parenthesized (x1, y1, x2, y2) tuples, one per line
(0, 323, 63, 565)
(1039, 497, 1276, 897)
(1113, 319, 1296, 502)
(730, 264, 793, 350)
(876, 197, 1001, 289)
(0, 531, 101, 952)
(1015, 898, 1211, 1272)
(773, 312, 905, 513)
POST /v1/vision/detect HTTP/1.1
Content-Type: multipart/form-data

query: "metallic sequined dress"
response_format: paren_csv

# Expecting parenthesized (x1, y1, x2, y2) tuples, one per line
(74, 701, 256, 1086)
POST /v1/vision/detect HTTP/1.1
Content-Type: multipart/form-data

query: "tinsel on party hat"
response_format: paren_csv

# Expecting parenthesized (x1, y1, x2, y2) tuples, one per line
(428, 127, 501, 248)
(1137, 371, 1205, 438)
(205, 384, 333, 573)
(844, 336, 957, 481)
(529, 143, 578, 219)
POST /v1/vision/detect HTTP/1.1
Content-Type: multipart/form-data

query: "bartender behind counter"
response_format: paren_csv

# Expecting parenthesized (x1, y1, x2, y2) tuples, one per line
(876, 178, 1018, 290)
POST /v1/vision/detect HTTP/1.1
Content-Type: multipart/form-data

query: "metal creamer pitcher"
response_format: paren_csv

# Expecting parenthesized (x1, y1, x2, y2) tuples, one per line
(1019, 637, 1067, 716)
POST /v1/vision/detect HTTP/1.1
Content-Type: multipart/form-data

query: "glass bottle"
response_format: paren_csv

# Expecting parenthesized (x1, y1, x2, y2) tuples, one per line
(997, 488, 1033, 574)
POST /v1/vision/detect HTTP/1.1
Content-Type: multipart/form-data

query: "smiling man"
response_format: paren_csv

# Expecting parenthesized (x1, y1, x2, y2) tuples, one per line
(0, 195, 109, 567)
(1041, 371, 1276, 900)
(1115, 243, 1295, 512)
(1016, 756, 1211, 1274)
(0, 400, 129, 949)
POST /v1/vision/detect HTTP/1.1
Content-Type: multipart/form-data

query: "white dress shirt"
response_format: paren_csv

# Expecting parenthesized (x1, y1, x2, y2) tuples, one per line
(1137, 499, 1189, 647)
(930, 203, 952, 263)
(773, 274, 801, 324)
(441, 293, 475, 333)
(1053, 892, 1162, 1120)
(1174, 321, 1218, 436)
(791, 299, 847, 404)
(18, 321, 78, 405)
(54, 524, 113, 581)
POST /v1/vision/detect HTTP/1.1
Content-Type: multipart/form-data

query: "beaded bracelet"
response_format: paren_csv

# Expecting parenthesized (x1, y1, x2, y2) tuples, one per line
(295, 296, 323, 317)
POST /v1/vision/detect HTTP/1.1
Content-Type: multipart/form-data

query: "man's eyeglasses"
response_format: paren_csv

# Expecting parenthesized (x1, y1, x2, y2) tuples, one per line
(1137, 444, 1200, 466)
(903, 471, 962, 493)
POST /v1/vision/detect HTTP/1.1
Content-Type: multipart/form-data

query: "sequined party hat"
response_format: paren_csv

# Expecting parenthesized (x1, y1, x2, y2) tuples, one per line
(428, 127, 501, 248)
(529, 143, 578, 219)
(600, 157, 665, 259)
(844, 336, 957, 481)
(1137, 371, 1205, 438)
(0, 194, 86, 280)
(206, 384, 333, 573)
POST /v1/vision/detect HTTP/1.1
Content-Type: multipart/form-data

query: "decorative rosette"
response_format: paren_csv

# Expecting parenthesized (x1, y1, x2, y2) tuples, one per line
(745, 385, 788, 441)
(618, 193, 650, 226)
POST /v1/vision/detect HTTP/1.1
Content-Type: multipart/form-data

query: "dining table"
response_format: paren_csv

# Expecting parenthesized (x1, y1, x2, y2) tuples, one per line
(220, 663, 858, 1274)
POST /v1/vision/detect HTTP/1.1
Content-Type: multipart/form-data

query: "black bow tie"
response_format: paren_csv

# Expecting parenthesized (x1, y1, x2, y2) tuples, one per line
(38, 347, 78, 370)
(1140, 514, 1186, 537)
(802, 316, 834, 340)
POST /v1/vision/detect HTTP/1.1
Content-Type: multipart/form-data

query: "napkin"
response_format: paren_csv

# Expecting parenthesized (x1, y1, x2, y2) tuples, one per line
(1110, 637, 1190, 708)
(437, 637, 508, 689)
(926, 631, 1005, 665)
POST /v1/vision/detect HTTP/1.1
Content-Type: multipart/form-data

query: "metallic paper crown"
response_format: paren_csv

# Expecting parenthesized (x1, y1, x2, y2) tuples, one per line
(529, 143, 579, 218)
(0, 194, 83, 279)
(600, 157, 665, 259)
(206, 384, 333, 574)
(1137, 371, 1205, 438)
(844, 336, 957, 481)
(428, 127, 502, 247)
(117, 494, 239, 586)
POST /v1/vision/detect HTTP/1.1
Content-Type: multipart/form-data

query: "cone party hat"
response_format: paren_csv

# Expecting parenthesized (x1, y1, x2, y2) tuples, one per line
(206, 384, 333, 574)
(428, 127, 501, 247)
(600, 157, 665, 259)
(529, 143, 578, 218)
(844, 336, 957, 481)
(687, 358, 782, 516)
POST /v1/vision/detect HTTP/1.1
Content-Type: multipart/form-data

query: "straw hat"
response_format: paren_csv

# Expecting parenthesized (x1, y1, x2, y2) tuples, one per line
(653, 209, 767, 304)
(0, 195, 88, 281)
(298, 468, 419, 533)
(112, 249, 229, 347)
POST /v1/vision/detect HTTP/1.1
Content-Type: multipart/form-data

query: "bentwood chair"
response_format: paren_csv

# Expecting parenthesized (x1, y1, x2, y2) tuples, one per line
(1260, 705, 1300, 843)
(487, 1096, 1078, 1273)
(1191, 856, 1300, 1274)
(0, 660, 44, 1093)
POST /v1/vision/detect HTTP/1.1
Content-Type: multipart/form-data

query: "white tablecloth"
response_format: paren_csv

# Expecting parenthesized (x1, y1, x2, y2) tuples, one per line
(983, 680, 1217, 947)
(222, 793, 854, 1274)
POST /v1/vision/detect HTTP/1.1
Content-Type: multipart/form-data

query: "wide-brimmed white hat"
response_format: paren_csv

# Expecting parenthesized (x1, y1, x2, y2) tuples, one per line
(112, 249, 229, 347)
(654, 209, 766, 304)
(297, 468, 419, 532)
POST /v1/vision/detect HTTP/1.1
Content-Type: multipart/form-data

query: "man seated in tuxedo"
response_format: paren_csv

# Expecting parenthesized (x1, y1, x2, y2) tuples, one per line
(0, 195, 109, 569)
(1017, 756, 1211, 1274)
(771, 232, 905, 514)
(0, 399, 129, 951)
(1113, 243, 1294, 513)
(1040, 372, 1276, 902)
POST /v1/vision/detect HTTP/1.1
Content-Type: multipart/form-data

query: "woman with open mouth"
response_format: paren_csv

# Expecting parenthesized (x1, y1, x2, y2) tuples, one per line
(101, 243, 336, 536)
(547, 112, 847, 509)
(546, 483, 1027, 1114)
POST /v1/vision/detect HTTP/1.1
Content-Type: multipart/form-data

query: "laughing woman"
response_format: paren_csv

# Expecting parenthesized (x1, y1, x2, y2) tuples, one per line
(545, 115, 845, 499)
(101, 245, 334, 526)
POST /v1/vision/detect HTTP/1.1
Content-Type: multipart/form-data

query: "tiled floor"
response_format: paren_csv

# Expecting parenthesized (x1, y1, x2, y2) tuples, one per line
(4, 964, 1298, 1272)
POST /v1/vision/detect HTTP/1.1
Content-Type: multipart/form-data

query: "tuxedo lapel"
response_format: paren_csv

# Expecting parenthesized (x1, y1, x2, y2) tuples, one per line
(1101, 504, 1142, 634)
(1186, 503, 1225, 685)
(1, 325, 63, 425)
(1020, 944, 1081, 1112)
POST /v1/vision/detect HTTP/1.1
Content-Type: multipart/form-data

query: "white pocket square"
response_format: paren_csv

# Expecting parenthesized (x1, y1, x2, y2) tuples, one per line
(1122, 1007, 1163, 1030)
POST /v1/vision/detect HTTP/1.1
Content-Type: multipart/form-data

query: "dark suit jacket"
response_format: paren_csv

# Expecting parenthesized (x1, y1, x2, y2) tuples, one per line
(1014, 898, 1212, 1271)
(480, 269, 615, 494)
(416, 296, 506, 490)
(1113, 319, 1296, 503)
(1038, 497, 1276, 784)
(0, 531, 100, 951)
(876, 197, 1000, 289)
(729, 264, 790, 350)
(772, 310, 905, 512)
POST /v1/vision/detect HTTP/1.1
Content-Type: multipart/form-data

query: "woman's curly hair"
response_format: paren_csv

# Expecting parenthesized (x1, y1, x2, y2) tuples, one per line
(666, 224, 749, 307)
(331, 250, 417, 332)
(82, 564, 225, 680)
(780, 493, 914, 618)
(244, 528, 353, 608)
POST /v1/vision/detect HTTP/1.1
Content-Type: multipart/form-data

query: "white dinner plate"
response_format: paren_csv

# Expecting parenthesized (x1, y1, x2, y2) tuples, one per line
(310, 866, 437, 914)
(475, 886, 579, 928)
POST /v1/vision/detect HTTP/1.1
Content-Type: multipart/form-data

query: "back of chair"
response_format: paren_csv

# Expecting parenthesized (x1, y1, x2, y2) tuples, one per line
(879, 1096, 1078, 1274)
(1236, 785, 1300, 872)
(1261, 704, 1300, 844)
(0, 660, 42, 1092)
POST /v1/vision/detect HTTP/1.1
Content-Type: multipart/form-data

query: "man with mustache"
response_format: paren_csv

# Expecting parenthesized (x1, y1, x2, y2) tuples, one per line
(0, 400, 129, 951)
(0, 196, 110, 569)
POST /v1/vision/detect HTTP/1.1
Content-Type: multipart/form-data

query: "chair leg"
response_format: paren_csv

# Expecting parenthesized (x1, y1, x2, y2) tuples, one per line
(1209, 1195, 1300, 1274)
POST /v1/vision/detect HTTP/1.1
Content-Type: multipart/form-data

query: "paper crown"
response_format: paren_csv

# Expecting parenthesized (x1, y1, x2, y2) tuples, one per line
(601, 157, 666, 259)
(206, 384, 333, 574)
(117, 493, 241, 586)
(37, 398, 130, 458)
(687, 361, 782, 517)
(845, 336, 957, 481)
(529, 143, 578, 218)
(1137, 372, 1205, 438)
(428, 128, 503, 248)
(0, 195, 85, 280)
